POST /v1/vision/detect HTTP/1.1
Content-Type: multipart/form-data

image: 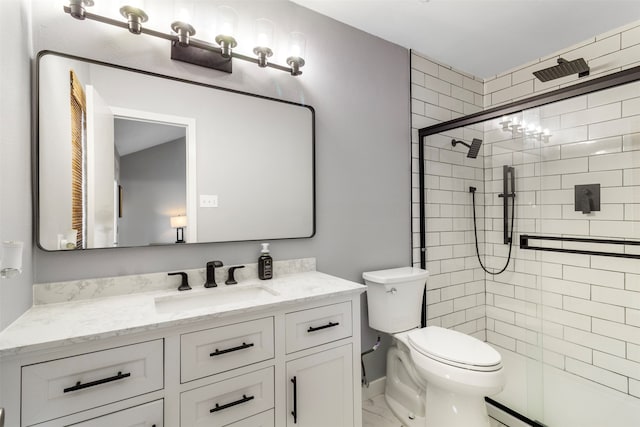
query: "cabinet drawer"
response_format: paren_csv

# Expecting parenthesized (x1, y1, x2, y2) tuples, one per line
(181, 367, 274, 427)
(181, 317, 274, 383)
(227, 409, 274, 427)
(22, 340, 163, 426)
(68, 399, 163, 427)
(285, 302, 352, 353)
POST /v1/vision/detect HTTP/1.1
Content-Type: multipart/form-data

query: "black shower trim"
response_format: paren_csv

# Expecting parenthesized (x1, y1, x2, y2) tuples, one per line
(485, 397, 547, 427)
(417, 65, 640, 420)
(416, 64, 640, 272)
(520, 235, 640, 259)
(418, 64, 640, 140)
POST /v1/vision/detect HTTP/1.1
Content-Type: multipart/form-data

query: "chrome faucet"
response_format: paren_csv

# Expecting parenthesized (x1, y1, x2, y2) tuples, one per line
(205, 261, 223, 288)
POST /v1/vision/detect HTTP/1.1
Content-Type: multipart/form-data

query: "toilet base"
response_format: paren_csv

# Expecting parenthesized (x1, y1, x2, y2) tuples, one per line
(425, 382, 491, 427)
(384, 343, 425, 426)
(384, 393, 425, 427)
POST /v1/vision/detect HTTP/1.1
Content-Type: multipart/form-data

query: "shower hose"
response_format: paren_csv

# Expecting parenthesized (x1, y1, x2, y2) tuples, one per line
(471, 188, 516, 275)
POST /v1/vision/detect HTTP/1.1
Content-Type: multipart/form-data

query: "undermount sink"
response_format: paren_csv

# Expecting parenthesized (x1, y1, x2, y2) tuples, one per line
(154, 285, 280, 313)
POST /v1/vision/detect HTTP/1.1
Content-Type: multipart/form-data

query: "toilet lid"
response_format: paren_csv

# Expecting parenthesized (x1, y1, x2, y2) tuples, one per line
(407, 326, 502, 370)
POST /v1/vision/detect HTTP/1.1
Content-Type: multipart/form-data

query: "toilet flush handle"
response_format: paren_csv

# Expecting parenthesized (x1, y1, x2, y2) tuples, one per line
(386, 287, 397, 295)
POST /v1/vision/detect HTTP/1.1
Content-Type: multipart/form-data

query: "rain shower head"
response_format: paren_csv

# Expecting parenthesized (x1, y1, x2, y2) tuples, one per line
(451, 138, 483, 158)
(533, 57, 590, 82)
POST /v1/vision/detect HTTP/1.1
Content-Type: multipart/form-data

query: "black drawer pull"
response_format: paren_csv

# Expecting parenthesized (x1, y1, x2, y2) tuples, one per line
(63, 371, 131, 393)
(307, 321, 340, 333)
(291, 376, 297, 424)
(210, 394, 254, 413)
(210, 342, 254, 357)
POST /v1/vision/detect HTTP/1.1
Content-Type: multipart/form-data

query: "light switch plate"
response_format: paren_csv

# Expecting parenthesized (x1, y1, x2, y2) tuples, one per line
(200, 195, 218, 208)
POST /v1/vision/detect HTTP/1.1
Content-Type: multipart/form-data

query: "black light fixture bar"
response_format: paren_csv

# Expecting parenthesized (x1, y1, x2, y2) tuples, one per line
(63, 6, 298, 75)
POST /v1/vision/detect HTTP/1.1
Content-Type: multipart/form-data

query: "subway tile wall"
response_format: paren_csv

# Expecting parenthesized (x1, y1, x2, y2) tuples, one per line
(411, 51, 486, 339)
(412, 20, 640, 400)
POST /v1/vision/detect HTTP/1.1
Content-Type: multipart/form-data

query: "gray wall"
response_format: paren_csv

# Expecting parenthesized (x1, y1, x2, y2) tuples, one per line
(119, 138, 187, 247)
(27, 0, 411, 380)
(0, 0, 33, 331)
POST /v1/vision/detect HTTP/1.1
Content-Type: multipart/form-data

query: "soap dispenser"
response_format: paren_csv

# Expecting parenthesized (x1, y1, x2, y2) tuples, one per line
(258, 243, 273, 280)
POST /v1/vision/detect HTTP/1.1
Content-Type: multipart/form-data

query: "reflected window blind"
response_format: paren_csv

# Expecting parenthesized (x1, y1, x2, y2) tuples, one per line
(70, 70, 86, 249)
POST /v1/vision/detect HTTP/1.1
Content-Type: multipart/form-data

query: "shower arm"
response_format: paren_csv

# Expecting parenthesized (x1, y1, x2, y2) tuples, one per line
(451, 139, 471, 149)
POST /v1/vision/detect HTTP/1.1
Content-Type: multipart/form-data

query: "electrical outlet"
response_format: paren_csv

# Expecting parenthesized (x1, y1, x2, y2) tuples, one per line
(200, 195, 218, 208)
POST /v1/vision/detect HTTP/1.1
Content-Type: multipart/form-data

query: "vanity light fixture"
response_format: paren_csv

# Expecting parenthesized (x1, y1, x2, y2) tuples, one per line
(170, 216, 187, 244)
(0, 241, 23, 279)
(253, 18, 275, 68)
(287, 32, 306, 76)
(215, 5, 239, 59)
(120, 1, 148, 35)
(63, 2, 306, 76)
(171, 3, 196, 47)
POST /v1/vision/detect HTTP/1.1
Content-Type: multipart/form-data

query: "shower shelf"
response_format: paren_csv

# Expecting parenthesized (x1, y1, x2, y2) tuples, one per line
(520, 234, 640, 259)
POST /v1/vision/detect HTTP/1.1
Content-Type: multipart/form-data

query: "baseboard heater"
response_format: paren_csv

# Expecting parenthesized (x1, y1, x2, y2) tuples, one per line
(485, 397, 547, 427)
(520, 234, 640, 259)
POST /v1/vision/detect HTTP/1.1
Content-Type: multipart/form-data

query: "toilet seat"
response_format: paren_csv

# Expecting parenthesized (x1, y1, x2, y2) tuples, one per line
(407, 326, 502, 372)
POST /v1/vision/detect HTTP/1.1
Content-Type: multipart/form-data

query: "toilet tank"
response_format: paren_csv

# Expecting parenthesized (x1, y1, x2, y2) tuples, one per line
(363, 267, 429, 333)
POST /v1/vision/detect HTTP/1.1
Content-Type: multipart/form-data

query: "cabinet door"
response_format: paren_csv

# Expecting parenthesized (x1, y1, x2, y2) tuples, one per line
(67, 399, 163, 426)
(286, 344, 353, 427)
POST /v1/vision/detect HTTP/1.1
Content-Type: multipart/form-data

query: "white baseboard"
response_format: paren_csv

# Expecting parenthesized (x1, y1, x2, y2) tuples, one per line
(362, 376, 386, 401)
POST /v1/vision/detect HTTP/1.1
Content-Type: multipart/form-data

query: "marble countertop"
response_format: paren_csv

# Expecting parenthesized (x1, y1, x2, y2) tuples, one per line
(0, 271, 365, 357)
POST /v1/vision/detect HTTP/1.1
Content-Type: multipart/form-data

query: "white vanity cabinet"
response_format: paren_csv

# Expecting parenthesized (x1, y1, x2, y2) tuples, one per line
(286, 345, 354, 427)
(283, 301, 354, 427)
(0, 272, 364, 427)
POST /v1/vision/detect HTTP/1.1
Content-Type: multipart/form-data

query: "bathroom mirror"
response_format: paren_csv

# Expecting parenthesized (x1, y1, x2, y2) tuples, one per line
(36, 51, 315, 251)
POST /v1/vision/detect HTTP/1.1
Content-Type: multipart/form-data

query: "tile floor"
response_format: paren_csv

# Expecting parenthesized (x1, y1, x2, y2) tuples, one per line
(362, 394, 403, 427)
(362, 394, 509, 427)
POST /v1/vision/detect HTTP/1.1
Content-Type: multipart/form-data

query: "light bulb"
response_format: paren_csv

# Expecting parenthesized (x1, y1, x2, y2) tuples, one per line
(171, 1, 196, 46)
(176, 7, 190, 23)
(254, 19, 274, 48)
(217, 5, 238, 38)
(286, 32, 306, 76)
(121, 0, 144, 9)
(253, 18, 275, 67)
(289, 32, 306, 58)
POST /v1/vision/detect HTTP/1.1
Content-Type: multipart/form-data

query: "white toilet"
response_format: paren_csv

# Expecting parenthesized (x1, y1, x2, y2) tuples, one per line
(363, 267, 505, 427)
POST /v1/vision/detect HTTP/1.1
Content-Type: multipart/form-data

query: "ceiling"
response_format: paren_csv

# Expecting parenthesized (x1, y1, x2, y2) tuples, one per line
(291, 0, 640, 78)
(115, 119, 186, 156)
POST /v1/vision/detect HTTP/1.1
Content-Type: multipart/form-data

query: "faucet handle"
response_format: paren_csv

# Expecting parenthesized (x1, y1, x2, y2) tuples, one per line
(226, 265, 246, 285)
(168, 272, 191, 291)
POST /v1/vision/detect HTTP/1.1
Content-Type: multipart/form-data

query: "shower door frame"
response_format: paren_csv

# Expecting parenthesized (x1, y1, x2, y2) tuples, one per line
(416, 64, 640, 425)
(417, 64, 640, 270)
